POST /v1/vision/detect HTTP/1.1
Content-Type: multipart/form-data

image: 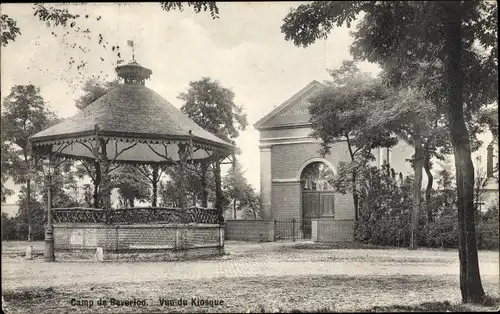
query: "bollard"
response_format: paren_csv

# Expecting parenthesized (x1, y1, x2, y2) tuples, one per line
(273, 220, 277, 241)
(95, 247, 104, 262)
(25, 245, 33, 260)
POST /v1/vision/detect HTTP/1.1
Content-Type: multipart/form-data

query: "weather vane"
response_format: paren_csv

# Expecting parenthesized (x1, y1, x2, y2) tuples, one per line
(127, 40, 135, 61)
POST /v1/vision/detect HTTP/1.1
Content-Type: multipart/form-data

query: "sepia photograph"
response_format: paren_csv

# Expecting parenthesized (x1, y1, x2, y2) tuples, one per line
(1, 2, 498, 313)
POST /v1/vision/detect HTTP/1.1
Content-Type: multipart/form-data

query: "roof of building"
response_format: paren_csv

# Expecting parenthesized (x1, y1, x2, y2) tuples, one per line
(254, 80, 326, 130)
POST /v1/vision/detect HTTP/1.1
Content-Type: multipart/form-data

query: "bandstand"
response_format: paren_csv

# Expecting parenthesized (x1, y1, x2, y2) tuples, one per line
(30, 59, 234, 261)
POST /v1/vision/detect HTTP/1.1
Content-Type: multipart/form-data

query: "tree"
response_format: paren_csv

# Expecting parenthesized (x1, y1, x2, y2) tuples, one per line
(222, 161, 261, 220)
(135, 164, 167, 207)
(160, 2, 220, 19)
(308, 60, 397, 221)
(223, 161, 249, 219)
(178, 77, 248, 211)
(238, 185, 262, 220)
(367, 86, 440, 249)
(111, 165, 150, 207)
(158, 180, 180, 207)
(281, 0, 497, 303)
(1, 85, 57, 241)
(1, 125, 14, 202)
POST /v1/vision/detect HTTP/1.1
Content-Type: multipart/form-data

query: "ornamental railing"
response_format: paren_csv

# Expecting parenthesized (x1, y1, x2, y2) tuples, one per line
(51, 208, 105, 224)
(51, 207, 220, 224)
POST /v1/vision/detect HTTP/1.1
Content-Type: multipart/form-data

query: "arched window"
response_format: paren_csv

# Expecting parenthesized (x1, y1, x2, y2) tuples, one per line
(300, 162, 334, 191)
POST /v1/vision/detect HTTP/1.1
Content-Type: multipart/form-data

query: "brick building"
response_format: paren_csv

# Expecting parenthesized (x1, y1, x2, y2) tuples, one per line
(255, 81, 353, 239)
(254, 81, 422, 240)
(254, 81, 498, 241)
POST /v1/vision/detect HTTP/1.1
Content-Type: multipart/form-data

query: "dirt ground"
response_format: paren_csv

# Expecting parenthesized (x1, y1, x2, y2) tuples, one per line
(2, 241, 499, 313)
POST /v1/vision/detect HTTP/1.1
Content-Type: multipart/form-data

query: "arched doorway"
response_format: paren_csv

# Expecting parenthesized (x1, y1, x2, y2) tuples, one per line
(301, 161, 335, 238)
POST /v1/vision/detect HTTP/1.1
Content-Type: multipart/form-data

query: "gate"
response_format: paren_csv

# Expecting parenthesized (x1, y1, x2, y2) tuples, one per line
(273, 218, 310, 241)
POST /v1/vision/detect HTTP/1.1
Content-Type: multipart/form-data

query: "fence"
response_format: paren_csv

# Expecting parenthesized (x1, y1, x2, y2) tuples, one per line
(51, 206, 220, 224)
(273, 218, 310, 241)
(225, 218, 310, 242)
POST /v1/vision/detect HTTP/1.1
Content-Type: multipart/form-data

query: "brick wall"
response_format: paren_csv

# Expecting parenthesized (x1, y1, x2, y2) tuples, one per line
(271, 182, 301, 219)
(334, 193, 355, 220)
(225, 220, 275, 242)
(53, 223, 223, 252)
(312, 218, 355, 242)
(271, 141, 350, 180)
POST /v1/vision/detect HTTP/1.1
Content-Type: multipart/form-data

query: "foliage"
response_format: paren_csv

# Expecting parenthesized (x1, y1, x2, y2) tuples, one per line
(1, 213, 17, 241)
(476, 205, 500, 250)
(179, 77, 247, 211)
(1, 85, 58, 240)
(223, 162, 261, 219)
(2, 85, 56, 179)
(308, 60, 395, 221)
(158, 180, 180, 207)
(14, 193, 46, 241)
(355, 164, 414, 247)
(32, 4, 79, 28)
(111, 165, 151, 207)
(355, 165, 498, 250)
(1, 14, 21, 47)
(179, 77, 248, 143)
(310, 61, 397, 157)
(1, 125, 14, 202)
(281, 1, 497, 302)
(160, 2, 219, 19)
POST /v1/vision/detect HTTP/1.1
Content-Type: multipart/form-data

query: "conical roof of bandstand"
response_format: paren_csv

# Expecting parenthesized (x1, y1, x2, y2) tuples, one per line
(30, 61, 234, 164)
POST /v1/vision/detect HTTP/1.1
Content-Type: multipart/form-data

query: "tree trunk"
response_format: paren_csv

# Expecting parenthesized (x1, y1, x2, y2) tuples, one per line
(214, 161, 223, 222)
(424, 151, 434, 223)
(410, 133, 423, 250)
(130, 198, 135, 208)
(200, 162, 208, 207)
(151, 164, 158, 207)
(233, 198, 237, 219)
(444, 1, 485, 303)
(93, 161, 101, 208)
(352, 170, 359, 221)
(345, 134, 359, 221)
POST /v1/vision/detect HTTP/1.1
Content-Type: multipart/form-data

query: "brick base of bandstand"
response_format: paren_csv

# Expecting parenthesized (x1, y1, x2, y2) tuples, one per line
(53, 223, 225, 261)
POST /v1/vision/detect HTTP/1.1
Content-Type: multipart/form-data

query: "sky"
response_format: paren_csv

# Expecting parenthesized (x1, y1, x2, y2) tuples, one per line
(1, 2, 495, 206)
(0, 2, 380, 202)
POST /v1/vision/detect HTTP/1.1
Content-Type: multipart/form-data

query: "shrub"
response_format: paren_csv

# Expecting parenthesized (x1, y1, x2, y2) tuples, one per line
(354, 166, 498, 250)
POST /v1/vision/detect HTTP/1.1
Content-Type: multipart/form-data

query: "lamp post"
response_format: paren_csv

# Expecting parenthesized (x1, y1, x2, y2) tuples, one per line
(43, 159, 55, 262)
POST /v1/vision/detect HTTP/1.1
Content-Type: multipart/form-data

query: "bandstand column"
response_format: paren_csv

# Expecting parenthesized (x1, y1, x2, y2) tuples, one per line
(98, 138, 111, 222)
(151, 163, 159, 207)
(93, 160, 101, 208)
(214, 157, 223, 222)
(177, 143, 188, 210)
